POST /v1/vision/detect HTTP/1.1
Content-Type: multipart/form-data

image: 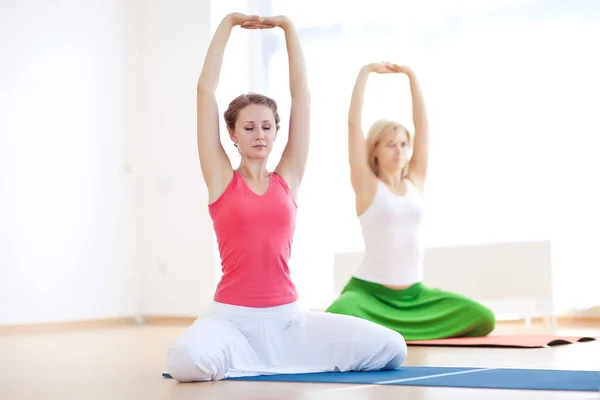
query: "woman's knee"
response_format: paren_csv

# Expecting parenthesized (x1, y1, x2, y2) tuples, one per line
(475, 305, 496, 335)
(381, 330, 407, 370)
(467, 303, 496, 337)
(166, 345, 212, 382)
(166, 340, 228, 383)
(357, 324, 407, 371)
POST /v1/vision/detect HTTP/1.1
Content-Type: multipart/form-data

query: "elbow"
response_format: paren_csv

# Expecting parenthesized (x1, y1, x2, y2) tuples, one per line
(196, 86, 217, 103)
(291, 88, 310, 102)
(196, 85, 211, 95)
(348, 120, 361, 130)
(196, 79, 217, 95)
(348, 107, 362, 129)
(290, 78, 310, 98)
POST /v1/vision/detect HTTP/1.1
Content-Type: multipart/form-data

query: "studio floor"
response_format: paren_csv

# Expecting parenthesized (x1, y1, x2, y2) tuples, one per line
(1, 321, 598, 400)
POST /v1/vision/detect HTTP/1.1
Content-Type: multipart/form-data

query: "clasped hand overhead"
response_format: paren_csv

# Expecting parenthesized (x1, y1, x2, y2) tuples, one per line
(228, 13, 291, 30)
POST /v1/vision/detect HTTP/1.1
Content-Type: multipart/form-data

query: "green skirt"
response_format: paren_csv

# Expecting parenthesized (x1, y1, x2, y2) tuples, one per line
(325, 277, 495, 341)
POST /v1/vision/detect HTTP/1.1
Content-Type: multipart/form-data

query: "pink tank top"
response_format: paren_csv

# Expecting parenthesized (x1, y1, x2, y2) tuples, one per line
(208, 170, 299, 307)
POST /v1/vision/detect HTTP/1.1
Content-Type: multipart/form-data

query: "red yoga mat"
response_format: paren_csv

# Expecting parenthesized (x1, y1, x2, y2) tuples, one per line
(406, 335, 597, 348)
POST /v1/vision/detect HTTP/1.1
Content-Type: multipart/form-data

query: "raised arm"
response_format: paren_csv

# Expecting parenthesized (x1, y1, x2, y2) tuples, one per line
(267, 16, 310, 198)
(348, 65, 373, 190)
(197, 13, 260, 202)
(399, 67, 429, 185)
(348, 63, 398, 190)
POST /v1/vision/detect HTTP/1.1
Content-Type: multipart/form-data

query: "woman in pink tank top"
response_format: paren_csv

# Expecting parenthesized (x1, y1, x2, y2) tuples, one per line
(165, 13, 407, 382)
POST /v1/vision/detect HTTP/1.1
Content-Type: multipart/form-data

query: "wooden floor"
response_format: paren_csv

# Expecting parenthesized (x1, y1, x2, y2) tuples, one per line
(1, 322, 598, 400)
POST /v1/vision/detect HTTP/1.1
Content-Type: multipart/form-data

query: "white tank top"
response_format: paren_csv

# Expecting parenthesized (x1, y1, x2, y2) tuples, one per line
(352, 178, 425, 286)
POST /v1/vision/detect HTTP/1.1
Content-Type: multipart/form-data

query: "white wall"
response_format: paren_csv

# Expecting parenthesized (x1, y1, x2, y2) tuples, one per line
(0, 0, 138, 324)
(136, 0, 222, 317)
(0, 0, 261, 324)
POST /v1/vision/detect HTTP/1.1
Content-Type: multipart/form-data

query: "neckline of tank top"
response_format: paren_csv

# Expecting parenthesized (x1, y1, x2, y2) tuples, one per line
(377, 178, 417, 198)
(208, 170, 273, 208)
(235, 170, 273, 197)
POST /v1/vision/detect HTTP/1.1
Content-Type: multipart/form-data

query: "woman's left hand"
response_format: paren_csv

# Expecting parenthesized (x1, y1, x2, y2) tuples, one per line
(241, 15, 291, 30)
(259, 15, 292, 30)
(386, 63, 413, 75)
(240, 18, 275, 29)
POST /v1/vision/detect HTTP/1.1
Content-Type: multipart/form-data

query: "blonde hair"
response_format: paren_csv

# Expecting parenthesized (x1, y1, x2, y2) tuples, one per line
(366, 119, 413, 178)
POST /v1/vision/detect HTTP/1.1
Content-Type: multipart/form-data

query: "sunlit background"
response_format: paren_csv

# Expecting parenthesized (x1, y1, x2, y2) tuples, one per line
(1, 0, 599, 326)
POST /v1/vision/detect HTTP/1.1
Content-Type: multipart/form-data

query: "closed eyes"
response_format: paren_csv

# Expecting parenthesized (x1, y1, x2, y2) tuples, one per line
(386, 141, 407, 148)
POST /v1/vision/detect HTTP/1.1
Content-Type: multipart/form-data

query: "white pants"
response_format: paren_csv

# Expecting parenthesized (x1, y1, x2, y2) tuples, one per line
(166, 301, 407, 382)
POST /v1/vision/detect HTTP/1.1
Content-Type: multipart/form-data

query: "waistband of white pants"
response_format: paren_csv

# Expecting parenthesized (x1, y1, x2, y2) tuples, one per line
(208, 300, 301, 317)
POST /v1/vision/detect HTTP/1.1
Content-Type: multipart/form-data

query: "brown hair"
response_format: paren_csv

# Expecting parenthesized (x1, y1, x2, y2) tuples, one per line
(223, 93, 281, 132)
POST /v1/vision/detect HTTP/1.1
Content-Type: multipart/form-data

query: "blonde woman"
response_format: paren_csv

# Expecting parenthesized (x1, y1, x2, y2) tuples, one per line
(326, 62, 496, 341)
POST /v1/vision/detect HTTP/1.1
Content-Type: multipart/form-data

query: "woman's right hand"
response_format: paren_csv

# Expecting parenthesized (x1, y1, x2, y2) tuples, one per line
(226, 13, 261, 27)
(364, 62, 402, 74)
(226, 13, 274, 29)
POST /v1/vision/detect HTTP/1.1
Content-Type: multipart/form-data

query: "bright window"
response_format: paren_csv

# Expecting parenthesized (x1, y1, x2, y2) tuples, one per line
(214, 0, 600, 310)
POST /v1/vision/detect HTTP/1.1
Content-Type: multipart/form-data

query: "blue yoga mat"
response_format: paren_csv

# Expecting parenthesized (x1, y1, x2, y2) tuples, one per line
(162, 366, 600, 392)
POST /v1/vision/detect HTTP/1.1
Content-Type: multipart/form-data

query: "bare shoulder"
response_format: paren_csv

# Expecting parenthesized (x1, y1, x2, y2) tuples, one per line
(273, 170, 299, 203)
